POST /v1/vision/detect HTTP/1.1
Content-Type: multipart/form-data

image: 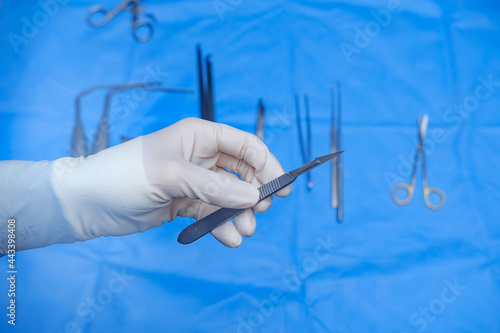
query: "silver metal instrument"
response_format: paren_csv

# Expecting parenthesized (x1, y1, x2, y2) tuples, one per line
(391, 114, 446, 210)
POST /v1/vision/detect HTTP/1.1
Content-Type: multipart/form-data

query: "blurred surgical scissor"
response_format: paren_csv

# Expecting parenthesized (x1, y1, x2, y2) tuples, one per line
(87, 0, 156, 42)
(391, 114, 446, 210)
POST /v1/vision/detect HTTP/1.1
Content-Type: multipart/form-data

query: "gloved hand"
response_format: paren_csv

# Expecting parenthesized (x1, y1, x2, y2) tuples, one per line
(0, 118, 291, 253)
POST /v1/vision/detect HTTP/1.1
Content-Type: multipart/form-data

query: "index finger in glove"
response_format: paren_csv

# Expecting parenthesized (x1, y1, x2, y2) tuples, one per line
(216, 153, 291, 200)
(185, 118, 286, 188)
(216, 124, 282, 183)
(216, 153, 274, 213)
(214, 127, 292, 200)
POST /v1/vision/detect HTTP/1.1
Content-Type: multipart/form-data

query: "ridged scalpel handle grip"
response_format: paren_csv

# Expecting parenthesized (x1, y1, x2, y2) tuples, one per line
(177, 173, 295, 244)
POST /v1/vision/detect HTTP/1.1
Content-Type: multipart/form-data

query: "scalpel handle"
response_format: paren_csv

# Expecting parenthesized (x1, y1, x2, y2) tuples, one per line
(177, 173, 295, 244)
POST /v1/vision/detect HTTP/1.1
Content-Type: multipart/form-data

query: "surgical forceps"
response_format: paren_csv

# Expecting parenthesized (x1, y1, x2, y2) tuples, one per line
(391, 115, 446, 210)
(87, 0, 156, 42)
(295, 94, 313, 189)
(197, 45, 215, 121)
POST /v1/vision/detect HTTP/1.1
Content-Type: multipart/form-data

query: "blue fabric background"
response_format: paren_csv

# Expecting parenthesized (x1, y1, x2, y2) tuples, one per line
(0, 0, 499, 332)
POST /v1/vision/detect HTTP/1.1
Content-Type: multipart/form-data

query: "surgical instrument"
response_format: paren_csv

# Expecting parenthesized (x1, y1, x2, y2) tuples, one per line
(205, 55, 215, 121)
(197, 45, 206, 120)
(295, 94, 313, 189)
(335, 82, 343, 222)
(73, 84, 121, 157)
(87, 0, 156, 42)
(197, 45, 216, 121)
(177, 151, 343, 245)
(329, 82, 343, 221)
(255, 99, 265, 141)
(92, 84, 194, 154)
(391, 114, 446, 210)
(72, 83, 193, 157)
(92, 82, 158, 155)
(330, 86, 338, 209)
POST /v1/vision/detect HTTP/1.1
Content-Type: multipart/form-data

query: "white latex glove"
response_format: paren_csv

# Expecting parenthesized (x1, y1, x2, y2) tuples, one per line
(0, 118, 291, 253)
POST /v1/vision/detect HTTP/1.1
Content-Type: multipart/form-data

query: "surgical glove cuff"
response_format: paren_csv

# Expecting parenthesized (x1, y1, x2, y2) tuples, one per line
(0, 160, 81, 253)
(52, 136, 169, 242)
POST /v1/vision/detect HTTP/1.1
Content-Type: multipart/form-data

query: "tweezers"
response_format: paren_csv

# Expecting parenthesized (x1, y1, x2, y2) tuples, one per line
(255, 99, 265, 140)
(177, 151, 343, 245)
(197, 44, 215, 121)
(295, 94, 313, 189)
